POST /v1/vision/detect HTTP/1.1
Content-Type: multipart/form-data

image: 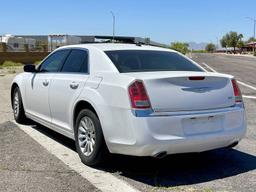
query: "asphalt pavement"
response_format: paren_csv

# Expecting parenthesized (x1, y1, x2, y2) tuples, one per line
(0, 121, 98, 192)
(192, 53, 256, 96)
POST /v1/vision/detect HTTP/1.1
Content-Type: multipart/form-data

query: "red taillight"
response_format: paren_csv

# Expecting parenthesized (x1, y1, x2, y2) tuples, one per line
(128, 80, 151, 109)
(231, 79, 242, 102)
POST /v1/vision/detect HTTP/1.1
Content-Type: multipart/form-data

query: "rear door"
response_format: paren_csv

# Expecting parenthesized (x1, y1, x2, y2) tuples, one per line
(25, 49, 70, 122)
(49, 49, 89, 131)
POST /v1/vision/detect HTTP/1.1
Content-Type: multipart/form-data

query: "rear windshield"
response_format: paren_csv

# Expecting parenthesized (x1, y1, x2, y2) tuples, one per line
(105, 50, 203, 73)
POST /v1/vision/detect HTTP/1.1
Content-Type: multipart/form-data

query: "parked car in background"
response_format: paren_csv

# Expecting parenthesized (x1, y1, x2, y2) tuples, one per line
(11, 43, 246, 165)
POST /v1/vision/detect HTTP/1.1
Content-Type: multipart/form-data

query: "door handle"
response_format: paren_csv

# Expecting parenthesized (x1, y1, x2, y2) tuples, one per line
(43, 80, 49, 87)
(70, 82, 79, 89)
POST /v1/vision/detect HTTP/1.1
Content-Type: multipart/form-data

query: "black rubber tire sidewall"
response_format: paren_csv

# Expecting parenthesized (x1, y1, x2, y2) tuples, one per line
(13, 87, 26, 123)
(74, 109, 107, 166)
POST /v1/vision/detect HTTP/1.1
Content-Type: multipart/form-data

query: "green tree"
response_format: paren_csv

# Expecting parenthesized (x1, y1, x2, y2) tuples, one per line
(247, 37, 256, 43)
(220, 31, 243, 52)
(205, 43, 216, 53)
(237, 40, 245, 49)
(220, 36, 228, 48)
(170, 42, 189, 54)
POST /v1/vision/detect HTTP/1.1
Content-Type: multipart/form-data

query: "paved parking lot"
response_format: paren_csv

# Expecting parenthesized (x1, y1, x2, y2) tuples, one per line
(0, 53, 256, 192)
(0, 121, 98, 192)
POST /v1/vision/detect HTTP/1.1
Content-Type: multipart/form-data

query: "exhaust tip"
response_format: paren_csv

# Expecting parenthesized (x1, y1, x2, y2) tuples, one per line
(153, 151, 167, 159)
(227, 141, 239, 148)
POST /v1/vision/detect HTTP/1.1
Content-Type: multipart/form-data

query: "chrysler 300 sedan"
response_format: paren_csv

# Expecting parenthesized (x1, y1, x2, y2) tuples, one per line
(11, 43, 246, 165)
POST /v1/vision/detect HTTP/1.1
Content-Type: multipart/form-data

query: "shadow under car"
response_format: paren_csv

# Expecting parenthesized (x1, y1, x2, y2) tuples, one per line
(27, 122, 256, 188)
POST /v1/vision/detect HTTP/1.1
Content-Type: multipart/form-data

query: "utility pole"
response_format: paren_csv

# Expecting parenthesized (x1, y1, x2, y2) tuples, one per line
(253, 19, 256, 55)
(246, 17, 256, 55)
(216, 37, 219, 50)
(110, 11, 115, 42)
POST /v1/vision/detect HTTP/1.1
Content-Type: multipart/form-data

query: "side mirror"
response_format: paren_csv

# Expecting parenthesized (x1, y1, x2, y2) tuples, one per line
(24, 64, 36, 73)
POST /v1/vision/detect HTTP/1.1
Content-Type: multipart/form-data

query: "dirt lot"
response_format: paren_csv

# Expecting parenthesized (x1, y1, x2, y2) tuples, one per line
(0, 74, 15, 123)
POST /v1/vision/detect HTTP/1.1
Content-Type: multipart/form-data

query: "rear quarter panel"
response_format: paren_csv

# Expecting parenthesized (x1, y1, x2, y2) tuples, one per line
(75, 72, 136, 147)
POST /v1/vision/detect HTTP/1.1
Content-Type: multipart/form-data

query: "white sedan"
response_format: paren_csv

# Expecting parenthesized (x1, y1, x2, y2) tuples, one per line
(11, 43, 246, 165)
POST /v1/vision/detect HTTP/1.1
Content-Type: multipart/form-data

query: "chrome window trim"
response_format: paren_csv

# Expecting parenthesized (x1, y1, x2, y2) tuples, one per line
(37, 47, 90, 75)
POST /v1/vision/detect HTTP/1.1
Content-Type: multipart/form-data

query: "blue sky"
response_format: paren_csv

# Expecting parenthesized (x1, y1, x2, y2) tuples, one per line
(0, 0, 255, 44)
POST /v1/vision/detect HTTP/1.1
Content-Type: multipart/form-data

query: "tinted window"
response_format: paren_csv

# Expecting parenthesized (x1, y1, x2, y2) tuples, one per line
(61, 50, 88, 73)
(39, 50, 70, 72)
(105, 50, 203, 73)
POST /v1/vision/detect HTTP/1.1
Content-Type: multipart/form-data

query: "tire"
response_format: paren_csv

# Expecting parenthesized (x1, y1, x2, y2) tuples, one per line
(12, 87, 27, 123)
(75, 109, 108, 166)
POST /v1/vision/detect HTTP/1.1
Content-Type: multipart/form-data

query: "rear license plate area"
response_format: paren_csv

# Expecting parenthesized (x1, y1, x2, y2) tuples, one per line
(182, 115, 224, 135)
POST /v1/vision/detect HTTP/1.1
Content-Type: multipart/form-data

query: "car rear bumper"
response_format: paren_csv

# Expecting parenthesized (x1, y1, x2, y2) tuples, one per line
(106, 104, 246, 156)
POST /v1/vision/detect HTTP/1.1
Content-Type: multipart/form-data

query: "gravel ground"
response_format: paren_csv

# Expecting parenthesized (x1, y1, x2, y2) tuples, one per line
(0, 74, 15, 123)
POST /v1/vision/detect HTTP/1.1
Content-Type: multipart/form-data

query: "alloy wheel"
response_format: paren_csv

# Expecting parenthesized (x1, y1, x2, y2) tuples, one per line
(78, 116, 96, 156)
(13, 91, 19, 117)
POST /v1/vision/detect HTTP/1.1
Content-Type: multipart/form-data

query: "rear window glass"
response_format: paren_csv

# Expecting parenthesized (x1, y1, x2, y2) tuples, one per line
(61, 50, 88, 73)
(105, 50, 203, 73)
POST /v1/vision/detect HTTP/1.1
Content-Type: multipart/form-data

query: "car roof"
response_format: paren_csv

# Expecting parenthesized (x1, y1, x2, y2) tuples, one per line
(58, 43, 177, 52)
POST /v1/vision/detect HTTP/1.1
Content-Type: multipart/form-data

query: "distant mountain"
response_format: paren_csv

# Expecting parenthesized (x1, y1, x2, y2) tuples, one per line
(188, 42, 208, 50)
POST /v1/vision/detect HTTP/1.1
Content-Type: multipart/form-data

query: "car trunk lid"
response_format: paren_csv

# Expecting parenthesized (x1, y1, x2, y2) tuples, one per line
(125, 71, 235, 112)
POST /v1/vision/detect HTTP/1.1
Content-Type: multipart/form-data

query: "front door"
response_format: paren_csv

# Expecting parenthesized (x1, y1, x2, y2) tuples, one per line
(25, 49, 71, 123)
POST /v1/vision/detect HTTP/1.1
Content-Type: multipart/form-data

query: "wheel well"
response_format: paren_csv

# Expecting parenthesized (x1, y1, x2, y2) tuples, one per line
(73, 100, 98, 129)
(11, 83, 18, 108)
